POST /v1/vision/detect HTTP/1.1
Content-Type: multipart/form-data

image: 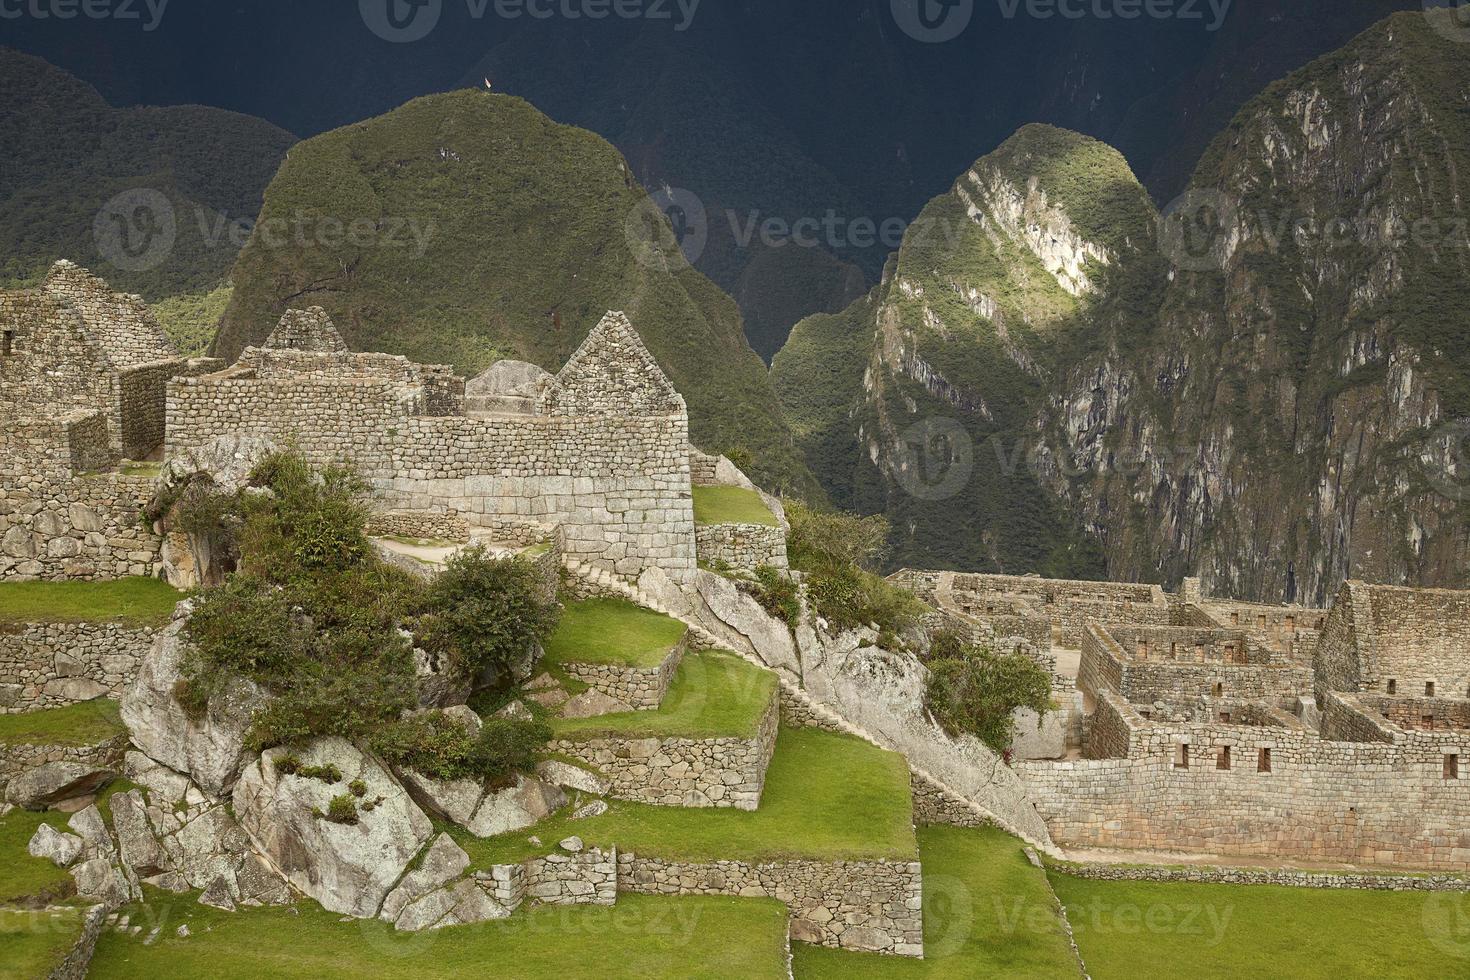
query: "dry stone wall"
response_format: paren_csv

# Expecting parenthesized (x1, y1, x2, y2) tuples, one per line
(695, 523, 788, 573)
(0, 468, 162, 582)
(0, 622, 158, 712)
(549, 691, 778, 810)
(0, 732, 128, 797)
(559, 639, 685, 711)
(618, 852, 924, 956)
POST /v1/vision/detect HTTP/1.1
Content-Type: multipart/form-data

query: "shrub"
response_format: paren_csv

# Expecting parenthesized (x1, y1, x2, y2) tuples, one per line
(371, 712, 551, 786)
(746, 565, 801, 629)
(805, 562, 926, 636)
(924, 645, 1055, 755)
(418, 545, 560, 684)
(786, 501, 889, 572)
(325, 794, 359, 825)
(348, 779, 368, 798)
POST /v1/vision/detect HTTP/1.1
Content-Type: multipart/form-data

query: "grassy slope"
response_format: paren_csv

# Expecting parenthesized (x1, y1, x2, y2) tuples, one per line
(215, 90, 815, 495)
(0, 807, 75, 906)
(542, 599, 688, 669)
(691, 486, 779, 527)
(0, 907, 86, 978)
(1050, 872, 1469, 978)
(86, 891, 789, 980)
(550, 652, 777, 740)
(457, 727, 915, 867)
(794, 826, 1078, 979)
(0, 578, 182, 627)
(0, 699, 126, 747)
(0, 50, 294, 301)
(150, 283, 234, 356)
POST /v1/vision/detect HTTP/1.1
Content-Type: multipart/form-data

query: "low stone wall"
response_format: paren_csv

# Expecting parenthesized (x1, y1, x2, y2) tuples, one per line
(560, 638, 685, 711)
(480, 847, 618, 908)
(0, 473, 162, 581)
(365, 511, 471, 542)
(0, 732, 128, 796)
(0, 622, 158, 713)
(695, 523, 788, 573)
(48, 904, 108, 980)
(1052, 861, 1470, 892)
(618, 852, 924, 956)
(911, 771, 991, 828)
(550, 689, 778, 810)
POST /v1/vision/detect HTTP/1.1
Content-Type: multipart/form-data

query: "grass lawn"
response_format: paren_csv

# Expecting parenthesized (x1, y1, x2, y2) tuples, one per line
(0, 806, 75, 906)
(542, 598, 687, 668)
(550, 651, 776, 740)
(794, 826, 1078, 979)
(86, 890, 791, 979)
(1049, 872, 1470, 979)
(0, 578, 182, 627)
(692, 486, 779, 527)
(0, 906, 87, 978)
(0, 698, 127, 747)
(457, 727, 916, 867)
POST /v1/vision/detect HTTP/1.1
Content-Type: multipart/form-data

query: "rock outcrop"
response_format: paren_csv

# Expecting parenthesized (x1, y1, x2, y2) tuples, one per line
(232, 738, 433, 917)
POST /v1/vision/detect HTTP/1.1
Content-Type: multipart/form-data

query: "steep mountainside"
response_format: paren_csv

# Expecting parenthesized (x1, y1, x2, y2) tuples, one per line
(777, 10, 1470, 602)
(775, 124, 1157, 575)
(0, 49, 294, 300)
(216, 91, 815, 495)
(1046, 10, 1470, 604)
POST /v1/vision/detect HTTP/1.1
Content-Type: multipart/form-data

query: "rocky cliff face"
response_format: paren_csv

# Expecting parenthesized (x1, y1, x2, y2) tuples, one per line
(1046, 10, 1470, 605)
(776, 11, 1470, 603)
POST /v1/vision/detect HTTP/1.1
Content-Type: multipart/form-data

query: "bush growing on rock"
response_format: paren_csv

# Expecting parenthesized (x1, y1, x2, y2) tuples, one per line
(417, 544, 560, 684)
(176, 451, 558, 771)
(371, 712, 551, 786)
(924, 641, 1055, 755)
(784, 501, 926, 636)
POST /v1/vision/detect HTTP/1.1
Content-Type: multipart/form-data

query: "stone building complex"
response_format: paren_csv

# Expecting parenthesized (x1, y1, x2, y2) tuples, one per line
(4, 263, 1470, 881)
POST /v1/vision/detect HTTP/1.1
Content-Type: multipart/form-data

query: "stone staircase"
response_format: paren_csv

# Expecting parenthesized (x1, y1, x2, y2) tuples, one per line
(559, 558, 1037, 849)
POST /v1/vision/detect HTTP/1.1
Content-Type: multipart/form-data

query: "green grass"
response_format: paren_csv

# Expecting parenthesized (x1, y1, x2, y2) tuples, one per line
(118, 461, 164, 479)
(456, 727, 916, 867)
(0, 906, 87, 978)
(550, 651, 776, 741)
(1049, 872, 1470, 979)
(0, 807, 75, 905)
(692, 486, 779, 527)
(0, 578, 182, 627)
(0, 698, 126, 747)
(86, 890, 790, 979)
(794, 826, 1079, 979)
(542, 598, 687, 669)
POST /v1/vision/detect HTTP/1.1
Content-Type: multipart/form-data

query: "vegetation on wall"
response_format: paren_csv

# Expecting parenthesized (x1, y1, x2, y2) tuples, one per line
(921, 631, 1054, 755)
(175, 451, 555, 779)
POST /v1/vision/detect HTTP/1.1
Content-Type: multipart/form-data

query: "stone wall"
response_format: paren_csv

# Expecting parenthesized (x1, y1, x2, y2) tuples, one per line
(695, 523, 788, 573)
(1019, 689, 1470, 870)
(364, 511, 472, 542)
(619, 851, 922, 956)
(48, 904, 108, 980)
(0, 732, 128, 797)
(0, 471, 162, 582)
(1054, 861, 1470, 891)
(1077, 625, 1314, 705)
(910, 771, 991, 828)
(115, 360, 183, 459)
(167, 375, 697, 583)
(559, 639, 685, 712)
(0, 622, 158, 712)
(688, 449, 720, 485)
(480, 848, 619, 908)
(550, 689, 778, 810)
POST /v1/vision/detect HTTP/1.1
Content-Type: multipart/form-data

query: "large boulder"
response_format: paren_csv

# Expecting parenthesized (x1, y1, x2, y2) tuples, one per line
(397, 767, 566, 839)
(4, 761, 115, 810)
(692, 570, 799, 678)
(379, 833, 470, 923)
(122, 616, 266, 798)
(28, 824, 83, 867)
(233, 738, 433, 918)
